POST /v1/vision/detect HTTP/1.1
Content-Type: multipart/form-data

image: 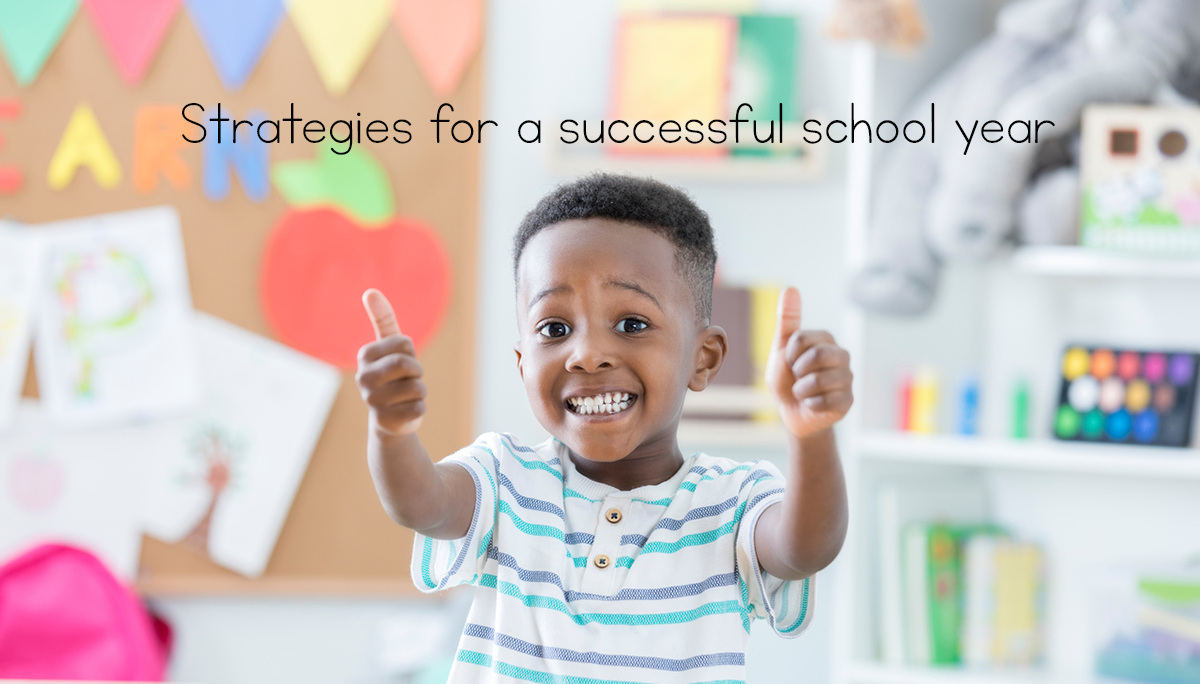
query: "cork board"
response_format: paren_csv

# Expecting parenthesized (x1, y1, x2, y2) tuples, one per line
(2, 11, 480, 595)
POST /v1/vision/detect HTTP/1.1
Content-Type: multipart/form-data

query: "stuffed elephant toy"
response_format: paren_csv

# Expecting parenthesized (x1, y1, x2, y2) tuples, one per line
(851, 0, 1200, 316)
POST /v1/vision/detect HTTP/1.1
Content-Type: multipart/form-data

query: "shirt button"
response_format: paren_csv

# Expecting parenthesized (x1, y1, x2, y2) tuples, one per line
(594, 554, 611, 569)
(605, 508, 622, 524)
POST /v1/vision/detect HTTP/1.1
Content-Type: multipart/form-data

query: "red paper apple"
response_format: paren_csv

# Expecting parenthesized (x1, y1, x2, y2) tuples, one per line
(260, 207, 452, 367)
(9, 453, 65, 513)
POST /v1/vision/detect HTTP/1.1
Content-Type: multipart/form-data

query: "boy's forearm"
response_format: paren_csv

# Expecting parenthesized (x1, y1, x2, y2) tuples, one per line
(367, 427, 471, 538)
(756, 428, 848, 580)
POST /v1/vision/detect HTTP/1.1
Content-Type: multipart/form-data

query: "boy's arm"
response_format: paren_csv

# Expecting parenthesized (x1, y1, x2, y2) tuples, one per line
(356, 289, 476, 540)
(754, 287, 852, 581)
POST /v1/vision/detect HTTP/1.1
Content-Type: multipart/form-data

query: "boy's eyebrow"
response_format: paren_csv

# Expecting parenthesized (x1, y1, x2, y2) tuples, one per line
(607, 280, 663, 312)
(529, 285, 570, 309)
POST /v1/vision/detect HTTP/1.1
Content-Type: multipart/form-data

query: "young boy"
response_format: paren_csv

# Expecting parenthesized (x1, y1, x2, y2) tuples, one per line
(355, 175, 851, 683)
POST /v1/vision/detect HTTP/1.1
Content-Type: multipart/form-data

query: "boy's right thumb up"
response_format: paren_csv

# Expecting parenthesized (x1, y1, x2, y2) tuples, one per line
(363, 289, 402, 340)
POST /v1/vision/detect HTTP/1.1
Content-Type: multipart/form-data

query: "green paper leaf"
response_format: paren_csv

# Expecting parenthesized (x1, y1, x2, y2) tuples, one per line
(0, 0, 80, 86)
(271, 146, 394, 223)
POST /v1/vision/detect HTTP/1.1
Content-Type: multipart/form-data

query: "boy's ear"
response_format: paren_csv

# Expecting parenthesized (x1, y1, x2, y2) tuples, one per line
(514, 344, 524, 380)
(688, 325, 727, 392)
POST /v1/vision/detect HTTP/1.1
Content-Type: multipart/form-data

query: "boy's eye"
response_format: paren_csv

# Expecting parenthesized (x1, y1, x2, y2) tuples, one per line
(538, 322, 570, 338)
(616, 318, 648, 334)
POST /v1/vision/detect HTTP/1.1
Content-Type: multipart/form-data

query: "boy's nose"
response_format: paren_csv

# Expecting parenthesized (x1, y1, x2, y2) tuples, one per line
(565, 329, 617, 373)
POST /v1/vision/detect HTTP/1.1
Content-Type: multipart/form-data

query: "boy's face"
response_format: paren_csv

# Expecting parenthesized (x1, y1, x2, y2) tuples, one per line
(515, 218, 725, 465)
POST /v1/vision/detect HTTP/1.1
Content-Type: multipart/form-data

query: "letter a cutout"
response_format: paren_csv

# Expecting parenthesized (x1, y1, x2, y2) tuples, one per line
(47, 103, 122, 190)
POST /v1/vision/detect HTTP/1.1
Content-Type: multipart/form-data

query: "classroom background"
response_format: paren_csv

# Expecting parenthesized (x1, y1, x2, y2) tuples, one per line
(3, 0, 1200, 682)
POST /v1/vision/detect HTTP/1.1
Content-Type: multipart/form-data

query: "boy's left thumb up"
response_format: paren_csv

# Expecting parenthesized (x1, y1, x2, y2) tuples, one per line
(773, 286, 802, 349)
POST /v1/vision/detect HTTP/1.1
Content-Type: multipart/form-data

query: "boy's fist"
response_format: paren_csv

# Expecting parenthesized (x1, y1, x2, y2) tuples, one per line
(356, 289, 426, 436)
(765, 287, 854, 438)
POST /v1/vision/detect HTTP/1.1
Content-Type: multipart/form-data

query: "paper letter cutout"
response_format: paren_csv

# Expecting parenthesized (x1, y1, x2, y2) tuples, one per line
(271, 147, 393, 223)
(140, 313, 340, 577)
(393, 0, 482, 96)
(0, 100, 20, 194)
(203, 109, 269, 201)
(83, 0, 179, 84)
(185, 0, 283, 90)
(47, 103, 123, 190)
(133, 105, 191, 193)
(34, 206, 201, 429)
(261, 208, 451, 367)
(0, 225, 41, 433)
(0, 0, 80, 86)
(287, 0, 393, 96)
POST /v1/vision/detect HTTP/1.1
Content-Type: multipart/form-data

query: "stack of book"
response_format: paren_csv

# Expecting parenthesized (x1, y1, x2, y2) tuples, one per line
(877, 479, 1045, 670)
(1095, 573, 1200, 683)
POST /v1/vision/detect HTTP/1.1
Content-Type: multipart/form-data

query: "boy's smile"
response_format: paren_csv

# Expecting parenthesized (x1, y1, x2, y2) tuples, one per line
(514, 218, 726, 490)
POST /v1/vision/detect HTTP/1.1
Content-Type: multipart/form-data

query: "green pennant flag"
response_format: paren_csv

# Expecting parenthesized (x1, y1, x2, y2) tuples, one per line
(0, 0, 80, 86)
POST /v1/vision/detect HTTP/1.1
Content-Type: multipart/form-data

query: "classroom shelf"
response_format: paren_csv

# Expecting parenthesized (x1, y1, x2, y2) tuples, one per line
(844, 663, 1079, 684)
(1007, 246, 1200, 279)
(857, 431, 1200, 480)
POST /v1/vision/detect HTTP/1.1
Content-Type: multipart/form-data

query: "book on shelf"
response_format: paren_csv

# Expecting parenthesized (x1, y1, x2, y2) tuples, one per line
(963, 536, 1044, 668)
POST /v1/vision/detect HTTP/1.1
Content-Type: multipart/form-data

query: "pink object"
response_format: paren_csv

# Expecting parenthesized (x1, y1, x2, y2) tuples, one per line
(393, 0, 482, 96)
(0, 543, 170, 681)
(84, 0, 180, 84)
(1144, 353, 1168, 384)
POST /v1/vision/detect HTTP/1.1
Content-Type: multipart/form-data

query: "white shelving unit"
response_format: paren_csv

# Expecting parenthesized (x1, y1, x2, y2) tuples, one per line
(830, 5, 1200, 684)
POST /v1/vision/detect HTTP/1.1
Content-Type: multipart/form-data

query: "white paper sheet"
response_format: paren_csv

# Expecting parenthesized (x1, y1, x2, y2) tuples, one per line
(140, 313, 341, 576)
(0, 401, 156, 581)
(0, 224, 41, 433)
(33, 206, 200, 429)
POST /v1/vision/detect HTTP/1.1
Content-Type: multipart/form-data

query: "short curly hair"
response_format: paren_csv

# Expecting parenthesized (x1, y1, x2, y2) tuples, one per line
(512, 174, 717, 321)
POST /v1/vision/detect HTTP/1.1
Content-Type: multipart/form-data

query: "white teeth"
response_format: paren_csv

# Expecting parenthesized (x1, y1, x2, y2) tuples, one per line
(567, 392, 634, 415)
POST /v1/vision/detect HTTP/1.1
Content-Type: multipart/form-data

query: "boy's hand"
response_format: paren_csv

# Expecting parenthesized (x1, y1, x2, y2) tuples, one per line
(356, 289, 426, 436)
(765, 287, 853, 438)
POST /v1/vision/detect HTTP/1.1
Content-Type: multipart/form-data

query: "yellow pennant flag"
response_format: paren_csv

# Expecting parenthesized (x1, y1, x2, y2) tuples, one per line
(47, 103, 122, 190)
(288, 0, 393, 96)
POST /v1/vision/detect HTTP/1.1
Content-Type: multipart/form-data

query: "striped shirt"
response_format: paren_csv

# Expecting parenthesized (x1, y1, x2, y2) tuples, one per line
(411, 432, 815, 684)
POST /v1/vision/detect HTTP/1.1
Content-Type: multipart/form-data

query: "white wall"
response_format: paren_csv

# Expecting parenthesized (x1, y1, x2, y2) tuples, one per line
(163, 1, 856, 682)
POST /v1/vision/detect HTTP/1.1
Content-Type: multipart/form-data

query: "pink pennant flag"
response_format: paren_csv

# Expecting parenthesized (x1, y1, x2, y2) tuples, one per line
(84, 0, 179, 84)
(393, 0, 482, 96)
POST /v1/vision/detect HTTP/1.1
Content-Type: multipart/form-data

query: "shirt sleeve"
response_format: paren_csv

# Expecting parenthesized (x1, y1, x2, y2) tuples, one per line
(734, 459, 817, 638)
(410, 433, 500, 593)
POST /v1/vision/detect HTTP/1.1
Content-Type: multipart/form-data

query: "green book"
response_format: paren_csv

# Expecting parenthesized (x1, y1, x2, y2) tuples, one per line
(730, 15, 798, 158)
(903, 523, 1006, 666)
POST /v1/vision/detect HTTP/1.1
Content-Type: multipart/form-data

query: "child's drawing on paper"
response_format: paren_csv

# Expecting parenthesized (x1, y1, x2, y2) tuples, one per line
(141, 313, 340, 576)
(178, 425, 245, 555)
(0, 225, 41, 433)
(54, 248, 155, 399)
(34, 207, 200, 429)
(0, 402, 153, 580)
(7, 449, 65, 513)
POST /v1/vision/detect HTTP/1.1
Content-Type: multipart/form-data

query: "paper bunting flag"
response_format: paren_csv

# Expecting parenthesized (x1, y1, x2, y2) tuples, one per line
(83, 0, 179, 84)
(0, 0, 80, 86)
(393, 0, 482, 96)
(185, 0, 283, 91)
(287, 0, 393, 96)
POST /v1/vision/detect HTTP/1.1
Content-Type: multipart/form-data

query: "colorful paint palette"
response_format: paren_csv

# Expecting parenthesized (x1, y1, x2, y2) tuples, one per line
(1054, 346, 1198, 447)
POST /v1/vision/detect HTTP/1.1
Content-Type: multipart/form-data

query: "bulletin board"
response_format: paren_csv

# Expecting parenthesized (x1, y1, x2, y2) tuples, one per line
(4, 9, 481, 595)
